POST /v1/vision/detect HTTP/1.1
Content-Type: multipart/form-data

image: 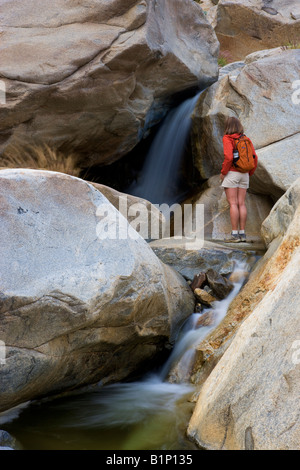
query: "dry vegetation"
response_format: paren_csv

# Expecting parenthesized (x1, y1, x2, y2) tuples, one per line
(0, 144, 82, 177)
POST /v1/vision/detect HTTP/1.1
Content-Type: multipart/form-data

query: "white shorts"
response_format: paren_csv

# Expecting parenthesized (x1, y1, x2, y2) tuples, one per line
(221, 171, 249, 189)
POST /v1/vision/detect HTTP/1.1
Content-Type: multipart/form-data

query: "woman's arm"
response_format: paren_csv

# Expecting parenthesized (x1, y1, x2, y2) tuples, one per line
(221, 135, 234, 175)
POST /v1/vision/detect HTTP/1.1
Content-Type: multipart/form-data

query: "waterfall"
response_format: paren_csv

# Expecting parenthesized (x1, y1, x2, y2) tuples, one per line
(127, 92, 201, 205)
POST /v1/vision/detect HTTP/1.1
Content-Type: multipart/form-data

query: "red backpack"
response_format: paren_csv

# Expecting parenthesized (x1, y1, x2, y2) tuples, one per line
(233, 134, 256, 173)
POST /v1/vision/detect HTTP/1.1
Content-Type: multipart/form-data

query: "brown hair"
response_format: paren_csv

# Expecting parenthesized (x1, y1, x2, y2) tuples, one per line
(224, 116, 244, 135)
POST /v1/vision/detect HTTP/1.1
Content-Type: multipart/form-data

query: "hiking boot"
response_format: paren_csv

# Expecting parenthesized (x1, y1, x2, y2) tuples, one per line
(225, 233, 241, 243)
(239, 233, 247, 242)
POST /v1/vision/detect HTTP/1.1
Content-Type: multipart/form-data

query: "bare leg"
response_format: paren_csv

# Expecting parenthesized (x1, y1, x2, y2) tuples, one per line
(237, 188, 247, 230)
(224, 187, 239, 231)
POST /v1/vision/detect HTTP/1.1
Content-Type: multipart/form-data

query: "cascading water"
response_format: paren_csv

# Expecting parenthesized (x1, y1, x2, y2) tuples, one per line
(158, 260, 248, 383)
(127, 92, 202, 206)
(1, 260, 250, 450)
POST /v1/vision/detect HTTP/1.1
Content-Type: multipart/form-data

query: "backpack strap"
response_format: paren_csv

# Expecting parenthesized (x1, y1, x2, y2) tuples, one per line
(235, 133, 248, 147)
(234, 134, 242, 149)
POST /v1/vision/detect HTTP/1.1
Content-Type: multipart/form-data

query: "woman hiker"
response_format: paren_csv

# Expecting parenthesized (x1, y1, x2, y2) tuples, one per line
(220, 116, 258, 242)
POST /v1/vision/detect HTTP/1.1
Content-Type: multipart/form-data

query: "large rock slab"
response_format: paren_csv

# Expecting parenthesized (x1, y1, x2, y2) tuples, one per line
(187, 177, 300, 450)
(214, 0, 300, 61)
(150, 237, 258, 281)
(0, 0, 219, 169)
(0, 169, 195, 412)
(191, 48, 300, 200)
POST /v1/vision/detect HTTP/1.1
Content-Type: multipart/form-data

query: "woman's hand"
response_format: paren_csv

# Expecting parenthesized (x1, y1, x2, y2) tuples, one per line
(220, 174, 225, 183)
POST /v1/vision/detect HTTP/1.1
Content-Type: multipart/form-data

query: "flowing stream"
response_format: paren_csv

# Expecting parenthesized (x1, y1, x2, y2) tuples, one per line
(1, 260, 250, 450)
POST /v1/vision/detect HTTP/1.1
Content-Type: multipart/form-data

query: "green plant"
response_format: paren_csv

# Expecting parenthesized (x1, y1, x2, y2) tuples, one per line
(217, 50, 233, 67)
(284, 41, 300, 49)
(218, 56, 228, 67)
